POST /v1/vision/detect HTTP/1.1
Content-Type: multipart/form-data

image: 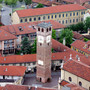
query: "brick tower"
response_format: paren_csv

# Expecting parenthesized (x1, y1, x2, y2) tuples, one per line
(36, 22, 52, 83)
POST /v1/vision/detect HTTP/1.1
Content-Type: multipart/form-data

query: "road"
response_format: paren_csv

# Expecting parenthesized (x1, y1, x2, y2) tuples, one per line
(1, 6, 12, 25)
(23, 71, 61, 88)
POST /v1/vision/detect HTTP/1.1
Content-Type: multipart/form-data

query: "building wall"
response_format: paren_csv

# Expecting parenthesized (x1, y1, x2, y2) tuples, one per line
(11, 12, 20, 24)
(12, 10, 86, 25)
(61, 69, 90, 90)
(71, 46, 90, 56)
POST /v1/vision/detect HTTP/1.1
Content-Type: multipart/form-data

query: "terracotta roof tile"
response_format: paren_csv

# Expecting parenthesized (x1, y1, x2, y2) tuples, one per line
(73, 31, 84, 40)
(3, 84, 56, 90)
(84, 4, 90, 9)
(0, 39, 89, 66)
(1, 20, 65, 35)
(71, 40, 90, 54)
(0, 29, 17, 41)
(63, 60, 90, 81)
(16, 4, 86, 17)
(0, 66, 26, 76)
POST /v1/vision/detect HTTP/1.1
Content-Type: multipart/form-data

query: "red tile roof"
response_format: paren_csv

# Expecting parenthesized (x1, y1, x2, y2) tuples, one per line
(16, 4, 86, 17)
(0, 66, 26, 76)
(3, 84, 56, 90)
(84, 4, 90, 9)
(0, 39, 89, 66)
(71, 40, 90, 55)
(52, 39, 70, 52)
(0, 29, 17, 41)
(63, 60, 90, 81)
(0, 86, 4, 90)
(1, 20, 65, 35)
(60, 80, 69, 86)
(73, 31, 84, 40)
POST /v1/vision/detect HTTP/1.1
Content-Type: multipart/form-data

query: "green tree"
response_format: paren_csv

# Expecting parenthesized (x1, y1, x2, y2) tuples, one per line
(75, 22, 84, 33)
(84, 17, 90, 33)
(52, 29, 56, 39)
(36, 3, 44, 8)
(19, 0, 23, 2)
(24, 0, 32, 5)
(21, 37, 31, 54)
(59, 29, 73, 47)
(31, 39, 37, 54)
(0, 0, 3, 3)
(5, 0, 17, 6)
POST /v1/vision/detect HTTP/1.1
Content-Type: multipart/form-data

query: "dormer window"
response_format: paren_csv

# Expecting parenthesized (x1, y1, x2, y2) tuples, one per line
(18, 26, 23, 31)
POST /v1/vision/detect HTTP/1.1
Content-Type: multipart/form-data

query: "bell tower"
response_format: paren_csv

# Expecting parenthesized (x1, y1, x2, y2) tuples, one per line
(36, 22, 52, 83)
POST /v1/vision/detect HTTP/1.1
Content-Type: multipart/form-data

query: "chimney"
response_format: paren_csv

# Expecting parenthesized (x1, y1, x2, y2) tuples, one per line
(69, 54, 72, 60)
(21, 53, 23, 55)
(61, 63, 63, 69)
(78, 57, 80, 61)
(63, 38, 65, 45)
(6, 68, 7, 71)
(4, 58, 6, 61)
(28, 86, 31, 90)
(35, 86, 37, 90)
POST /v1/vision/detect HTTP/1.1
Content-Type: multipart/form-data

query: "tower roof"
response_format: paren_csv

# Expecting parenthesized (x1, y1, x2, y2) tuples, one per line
(37, 22, 52, 28)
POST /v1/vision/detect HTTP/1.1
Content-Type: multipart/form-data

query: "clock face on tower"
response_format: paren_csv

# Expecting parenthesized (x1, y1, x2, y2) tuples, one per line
(38, 36, 44, 43)
(46, 35, 51, 43)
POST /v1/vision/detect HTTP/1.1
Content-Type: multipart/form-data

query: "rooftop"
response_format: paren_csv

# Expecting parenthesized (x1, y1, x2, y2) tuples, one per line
(71, 40, 90, 55)
(63, 60, 90, 81)
(16, 4, 86, 17)
(37, 22, 52, 28)
(0, 66, 26, 76)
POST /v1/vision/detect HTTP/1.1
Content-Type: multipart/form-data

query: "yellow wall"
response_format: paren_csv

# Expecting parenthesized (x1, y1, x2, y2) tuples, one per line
(61, 69, 90, 90)
(12, 9, 86, 26)
(11, 12, 20, 24)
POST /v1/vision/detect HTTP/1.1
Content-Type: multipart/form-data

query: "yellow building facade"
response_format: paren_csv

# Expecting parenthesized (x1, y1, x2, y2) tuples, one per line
(11, 4, 87, 25)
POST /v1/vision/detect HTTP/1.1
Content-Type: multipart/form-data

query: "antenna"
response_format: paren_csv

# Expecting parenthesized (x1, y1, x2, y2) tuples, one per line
(69, 54, 72, 60)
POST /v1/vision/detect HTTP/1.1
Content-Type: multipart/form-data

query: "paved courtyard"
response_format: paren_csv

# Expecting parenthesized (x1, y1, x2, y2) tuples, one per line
(23, 71, 61, 88)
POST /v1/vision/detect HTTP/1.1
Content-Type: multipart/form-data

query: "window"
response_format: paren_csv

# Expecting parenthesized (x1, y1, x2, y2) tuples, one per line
(76, 18, 78, 22)
(38, 17, 41, 20)
(66, 20, 67, 24)
(81, 12, 83, 15)
(62, 20, 64, 24)
(73, 12, 75, 16)
(77, 12, 78, 16)
(69, 77, 72, 82)
(73, 19, 75, 23)
(70, 13, 72, 16)
(29, 18, 32, 21)
(42, 28, 44, 32)
(40, 43, 42, 46)
(51, 15, 53, 19)
(34, 17, 36, 21)
(79, 81, 82, 86)
(81, 18, 83, 21)
(47, 28, 48, 32)
(20, 19, 23, 23)
(66, 13, 68, 17)
(59, 14, 61, 18)
(25, 19, 27, 22)
(70, 19, 72, 23)
(48, 16, 50, 19)
(63, 14, 64, 17)
(43, 16, 45, 20)
(49, 27, 51, 31)
(38, 28, 40, 31)
(55, 15, 57, 18)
